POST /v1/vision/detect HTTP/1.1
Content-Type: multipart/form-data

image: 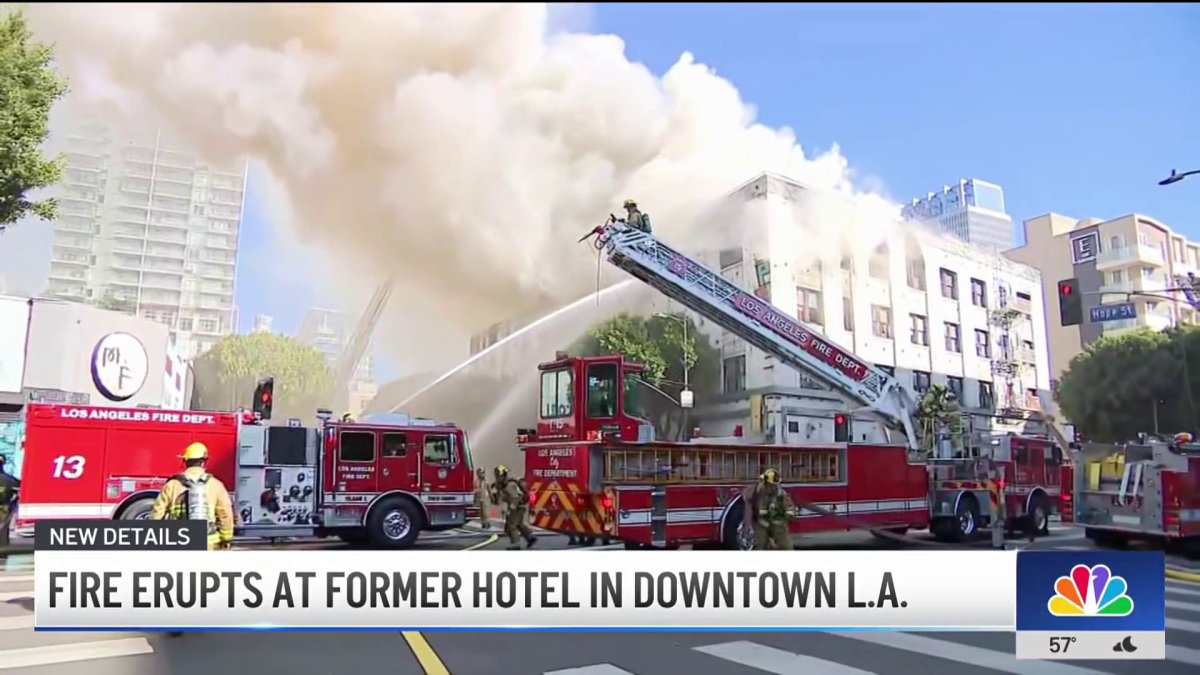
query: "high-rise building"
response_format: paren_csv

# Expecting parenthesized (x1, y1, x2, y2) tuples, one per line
(902, 178, 1015, 252)
(1006, 212, 1200, 383)
(296, 308, 377, 415)
(251, 314, 274, 333)
(45, 119, 246, 360)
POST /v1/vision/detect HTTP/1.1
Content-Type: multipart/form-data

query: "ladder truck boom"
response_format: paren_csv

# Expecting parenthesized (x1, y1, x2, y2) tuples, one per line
(586, 218, 920, 449)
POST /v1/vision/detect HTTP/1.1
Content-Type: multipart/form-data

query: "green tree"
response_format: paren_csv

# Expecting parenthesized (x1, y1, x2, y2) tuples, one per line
(0, 10, 68, 231)
(1055, 325, 1200, 441)
(568, 312, 721, 440)
(90, 292, 136, 314)
(191, 332, 334, 423)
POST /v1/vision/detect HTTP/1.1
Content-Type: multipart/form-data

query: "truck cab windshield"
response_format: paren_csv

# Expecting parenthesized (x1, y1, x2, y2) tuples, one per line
(623, 370, 649, 420)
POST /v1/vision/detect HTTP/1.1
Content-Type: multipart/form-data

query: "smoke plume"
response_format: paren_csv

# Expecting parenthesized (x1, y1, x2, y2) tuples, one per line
(27, 3, 902, 370)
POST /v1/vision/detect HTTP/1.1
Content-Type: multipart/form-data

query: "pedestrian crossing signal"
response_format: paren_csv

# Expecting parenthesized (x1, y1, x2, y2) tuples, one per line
(253, 377, 274, 420)
(834, 413, 850, 442)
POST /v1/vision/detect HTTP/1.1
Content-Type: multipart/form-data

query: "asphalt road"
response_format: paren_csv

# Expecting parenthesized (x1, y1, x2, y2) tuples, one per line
(1, 524, 1198, 674)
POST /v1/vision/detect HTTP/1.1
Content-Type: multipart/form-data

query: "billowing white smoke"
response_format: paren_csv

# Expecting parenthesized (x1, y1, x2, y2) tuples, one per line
(27, 3, 902, 371)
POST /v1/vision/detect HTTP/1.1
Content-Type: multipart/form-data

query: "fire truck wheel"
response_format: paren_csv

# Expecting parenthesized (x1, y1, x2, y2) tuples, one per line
(366, 498, 423, 549)
(931, 494, 979, 540)
(119, 498, 157, 522)
(1024, 495, 1050, 536)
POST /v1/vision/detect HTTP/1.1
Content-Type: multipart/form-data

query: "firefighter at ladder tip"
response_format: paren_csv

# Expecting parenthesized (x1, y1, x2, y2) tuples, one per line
(742, 469, 798, 550)
(493, 465, 537, 550)
(617, 199, 652, 233)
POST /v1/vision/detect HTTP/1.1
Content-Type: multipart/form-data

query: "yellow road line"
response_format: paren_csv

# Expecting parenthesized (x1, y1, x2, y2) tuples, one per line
(1167, 568, 1200, 584)
(402, 533, 498, 674)
(402, 631, 451, 675)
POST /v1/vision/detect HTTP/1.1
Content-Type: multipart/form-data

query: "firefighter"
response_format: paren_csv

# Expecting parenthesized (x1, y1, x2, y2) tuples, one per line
(743, 469, 797, 550)
(493, 465, 536, 550)
(0, 455, 19, 549)
(149, 442, 236, 551)
(618, 199, 651, 234)
(341, 412, 354, 423)
(474, 467, 492, 530)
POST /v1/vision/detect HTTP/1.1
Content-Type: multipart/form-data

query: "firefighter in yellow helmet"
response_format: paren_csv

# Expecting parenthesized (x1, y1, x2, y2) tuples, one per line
(150, 442, 235, 551)
(741, 468, 797, 550)
(341, 412, 354, 423)
(618, 199, 651, 234)
(473, 467, 492, 530)
(494, 465, 536, 550)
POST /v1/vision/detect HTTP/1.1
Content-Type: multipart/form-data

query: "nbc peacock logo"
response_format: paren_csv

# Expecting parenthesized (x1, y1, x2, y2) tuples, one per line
(1048, 564, 1134, 617)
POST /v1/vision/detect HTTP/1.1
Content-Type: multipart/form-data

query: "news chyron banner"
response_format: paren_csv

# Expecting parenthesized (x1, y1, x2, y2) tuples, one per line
(33, 521, 1165, 659)
(1016, 550, 1166, 660)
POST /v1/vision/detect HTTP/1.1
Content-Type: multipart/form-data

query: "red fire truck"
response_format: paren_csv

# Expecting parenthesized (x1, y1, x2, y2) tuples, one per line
(1068, 436, 1200, 553)
(14, 405, 475, 549)
(521, 218, 1064, 549)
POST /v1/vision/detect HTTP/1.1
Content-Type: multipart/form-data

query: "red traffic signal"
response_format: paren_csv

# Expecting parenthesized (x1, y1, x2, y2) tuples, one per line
(834, 414, 846, 425)
(833, 413, 849, 442)
(1059, 282, 1073, 296)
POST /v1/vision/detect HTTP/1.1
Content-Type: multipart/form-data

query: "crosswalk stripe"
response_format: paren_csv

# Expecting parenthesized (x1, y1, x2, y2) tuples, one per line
(0, 637, 153, 670)
(1168, 583, 1200, 598)
(0, 615, 34, 631)
(1167, 616, 1200, 634)
(544, 665, 633, 675)
(1166, 599, 1200, 612)
(1167, 644, 1200, 667)
(829, 633, 1098, 674)
(695, 640, 876, 674)
(0, 590, 30, 602)
(0, 574, 34, 584)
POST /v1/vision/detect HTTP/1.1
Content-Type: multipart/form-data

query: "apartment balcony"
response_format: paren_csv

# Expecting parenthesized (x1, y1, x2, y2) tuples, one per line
(1018, 346, 1037, 363)
(144, 247, 185, 261)
(51, 250, 93, 266)
(1096, 244, 1166, 271)
(1098, 277, 1157, 296)
(1023, 394, 1043, 411)
(1173, 258, 1199, 279)
(1010, 296, 1032, 314)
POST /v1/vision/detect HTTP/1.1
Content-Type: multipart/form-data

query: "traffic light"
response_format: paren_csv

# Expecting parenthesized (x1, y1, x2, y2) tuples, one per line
(1057, 278, 1083, 327)
(834, 413, 850, 442)
(253, 377, 274, 420)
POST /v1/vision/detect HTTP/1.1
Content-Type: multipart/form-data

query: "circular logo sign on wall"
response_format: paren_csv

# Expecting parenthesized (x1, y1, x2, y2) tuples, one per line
(91, 332, 149, 402)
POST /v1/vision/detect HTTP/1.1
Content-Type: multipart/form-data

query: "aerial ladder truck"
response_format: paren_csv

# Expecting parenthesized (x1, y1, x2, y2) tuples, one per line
(519, 217, 1065, 549)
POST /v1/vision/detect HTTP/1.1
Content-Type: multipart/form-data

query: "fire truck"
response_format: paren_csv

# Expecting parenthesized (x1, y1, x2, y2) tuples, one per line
(1068, 435, 1200, 554)
(521, 217, 1064, 549)
(14, 405, 475, 549)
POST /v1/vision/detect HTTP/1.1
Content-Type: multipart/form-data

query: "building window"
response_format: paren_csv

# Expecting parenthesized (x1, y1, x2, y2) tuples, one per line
(722, 355, 746, 394)
(843, 296, 854, 332)
(944, 322, 961, 353)
(797, 287, 823, 324)
(869, 246, 888, 280)
(940, 268, 958, 300)
(871, 305, 892, 338)
(947, 376, 964, 400)
(876, 364, 895, 377)
(1110, 235, 1124, 250)
(978, 381, 994, 410)
(1110, 269, 1125, 284)
(909, 314, 928, 346)
(198, 318, 217, 334)
(178, 318, 193, 332)
(840, 256, 852, 271)
(912, 370, 931, 392)
(906, 260, 925, 290)
(975, 329, 991, 358)
(970, 278, 987, 307)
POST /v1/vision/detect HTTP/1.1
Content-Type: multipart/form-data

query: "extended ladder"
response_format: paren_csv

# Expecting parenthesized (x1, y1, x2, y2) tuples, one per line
(590, 220, 920, 449)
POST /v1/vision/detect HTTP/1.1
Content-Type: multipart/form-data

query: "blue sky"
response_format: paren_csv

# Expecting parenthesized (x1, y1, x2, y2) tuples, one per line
(233, 3, 1200, 381)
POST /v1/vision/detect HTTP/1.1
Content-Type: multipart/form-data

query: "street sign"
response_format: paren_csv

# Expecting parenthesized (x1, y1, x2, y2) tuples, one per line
(1089, 302, 1137, 323)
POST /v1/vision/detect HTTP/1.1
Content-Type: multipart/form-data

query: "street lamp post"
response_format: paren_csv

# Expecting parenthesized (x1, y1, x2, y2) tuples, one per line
(653, 312, 694, 440)
(1159, 169, 1200, 186)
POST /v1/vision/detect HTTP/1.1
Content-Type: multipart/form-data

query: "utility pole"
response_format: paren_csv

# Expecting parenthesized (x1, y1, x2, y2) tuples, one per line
(654, 312, 694, 440)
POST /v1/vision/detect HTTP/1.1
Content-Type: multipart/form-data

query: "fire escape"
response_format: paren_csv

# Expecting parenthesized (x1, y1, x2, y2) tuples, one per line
(989, 282, 1028, 420)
